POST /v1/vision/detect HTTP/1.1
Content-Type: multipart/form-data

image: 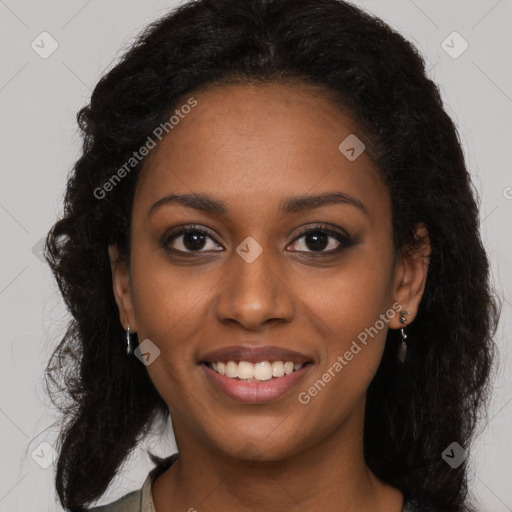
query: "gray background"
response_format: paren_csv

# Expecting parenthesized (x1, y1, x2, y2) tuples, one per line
(0, 0, 511, 510)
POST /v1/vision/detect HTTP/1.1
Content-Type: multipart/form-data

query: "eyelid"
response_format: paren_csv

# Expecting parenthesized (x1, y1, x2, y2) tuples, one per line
(291, 223, 350, 241)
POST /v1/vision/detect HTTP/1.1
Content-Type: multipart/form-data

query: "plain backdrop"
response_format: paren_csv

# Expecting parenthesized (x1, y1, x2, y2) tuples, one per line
(0, 1, 511, 511)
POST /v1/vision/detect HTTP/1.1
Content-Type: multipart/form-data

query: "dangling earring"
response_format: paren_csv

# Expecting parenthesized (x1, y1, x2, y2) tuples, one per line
(126, 324, 132, 355)
(397, 310, 409, 363)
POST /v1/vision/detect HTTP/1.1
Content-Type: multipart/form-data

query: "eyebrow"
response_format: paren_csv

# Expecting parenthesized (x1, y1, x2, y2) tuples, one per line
(148, 191, 369, 218)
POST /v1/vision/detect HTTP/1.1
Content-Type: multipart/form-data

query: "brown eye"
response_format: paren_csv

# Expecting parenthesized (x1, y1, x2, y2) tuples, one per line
(164, 226, 222, 253)
(288, 226, 352, 254)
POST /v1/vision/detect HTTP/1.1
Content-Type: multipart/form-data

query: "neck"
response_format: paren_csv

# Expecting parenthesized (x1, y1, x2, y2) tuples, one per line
(152, 402, 403, 512)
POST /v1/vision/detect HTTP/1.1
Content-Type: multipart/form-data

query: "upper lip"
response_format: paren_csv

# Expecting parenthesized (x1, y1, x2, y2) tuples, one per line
(199, 345, 313, 364)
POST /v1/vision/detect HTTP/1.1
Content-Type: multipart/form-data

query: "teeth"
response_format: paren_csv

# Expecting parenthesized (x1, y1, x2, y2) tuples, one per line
(208, 360, 305, 380)
(237, 361, 254, 379)
(225, 361, 238, 378)
(254, 361, 273, 381)
(272, 361, 284, 377)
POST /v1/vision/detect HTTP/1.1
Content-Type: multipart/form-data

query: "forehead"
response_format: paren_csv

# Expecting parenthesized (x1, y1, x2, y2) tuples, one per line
(134, 81, 388, 224)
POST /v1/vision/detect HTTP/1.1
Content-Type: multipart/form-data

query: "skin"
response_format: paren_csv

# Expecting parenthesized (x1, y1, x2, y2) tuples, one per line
(109, 81, 431, 512)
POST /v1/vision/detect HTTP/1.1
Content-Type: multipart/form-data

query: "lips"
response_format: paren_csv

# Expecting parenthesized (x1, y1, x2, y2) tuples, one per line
(198, 345, 314, 404)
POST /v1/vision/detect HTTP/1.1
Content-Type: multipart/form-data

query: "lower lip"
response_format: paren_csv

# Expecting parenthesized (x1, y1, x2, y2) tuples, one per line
(200, 363, 312, 404)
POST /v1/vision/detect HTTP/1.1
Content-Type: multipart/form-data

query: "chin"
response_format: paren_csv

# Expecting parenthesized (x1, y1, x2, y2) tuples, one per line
(211, 432, 307, 464)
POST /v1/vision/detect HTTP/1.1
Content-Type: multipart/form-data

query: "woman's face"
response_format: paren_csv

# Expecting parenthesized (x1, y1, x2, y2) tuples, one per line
(110, 82, 427, 461)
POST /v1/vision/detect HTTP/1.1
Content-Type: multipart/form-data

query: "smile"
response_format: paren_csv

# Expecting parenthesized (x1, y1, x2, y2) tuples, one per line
(200, 361, 313, 404)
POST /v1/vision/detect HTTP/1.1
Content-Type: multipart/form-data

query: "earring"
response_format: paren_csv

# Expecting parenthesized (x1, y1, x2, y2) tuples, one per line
(126, 324, 132, 355)
(397, 310, 409, 363)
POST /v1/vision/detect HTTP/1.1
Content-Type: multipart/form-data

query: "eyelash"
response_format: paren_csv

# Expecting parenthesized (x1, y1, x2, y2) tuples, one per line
(163, 223, 352, 256)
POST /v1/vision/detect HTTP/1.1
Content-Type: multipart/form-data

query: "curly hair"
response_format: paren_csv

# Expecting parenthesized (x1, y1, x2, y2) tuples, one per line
(44, 0, 500, 510)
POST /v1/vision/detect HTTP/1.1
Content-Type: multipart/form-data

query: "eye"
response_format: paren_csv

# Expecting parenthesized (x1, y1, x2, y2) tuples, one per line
(163, 224, 352, 256)
(164, 225, 222, 253)
(288, 225, 351, 254)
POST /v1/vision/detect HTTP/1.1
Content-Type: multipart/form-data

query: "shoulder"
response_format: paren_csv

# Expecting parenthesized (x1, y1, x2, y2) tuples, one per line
(86, 489, 141, 512)
(85, 452, 179, 512)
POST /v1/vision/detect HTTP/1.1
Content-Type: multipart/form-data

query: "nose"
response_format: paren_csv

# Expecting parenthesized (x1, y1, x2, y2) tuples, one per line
(214, 243, 295, 331)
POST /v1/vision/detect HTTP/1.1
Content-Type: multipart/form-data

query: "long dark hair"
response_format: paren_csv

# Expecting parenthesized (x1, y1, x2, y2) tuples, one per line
(44, 0, 500, 510)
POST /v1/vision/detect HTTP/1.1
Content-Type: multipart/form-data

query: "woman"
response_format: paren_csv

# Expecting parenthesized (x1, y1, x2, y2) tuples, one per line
(44, 0, 500, 511)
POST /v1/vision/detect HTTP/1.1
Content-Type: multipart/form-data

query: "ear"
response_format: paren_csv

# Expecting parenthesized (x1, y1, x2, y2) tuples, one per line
(108, 245, 137, 333)
(388, 223, 431, 329)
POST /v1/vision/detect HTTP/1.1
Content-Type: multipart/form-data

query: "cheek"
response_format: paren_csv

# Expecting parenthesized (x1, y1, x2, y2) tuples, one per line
(295, 241, 394, 339)
(296, 300, 392, 427)
(296, 243, 394, 394)
(129, 249, 217, 364)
